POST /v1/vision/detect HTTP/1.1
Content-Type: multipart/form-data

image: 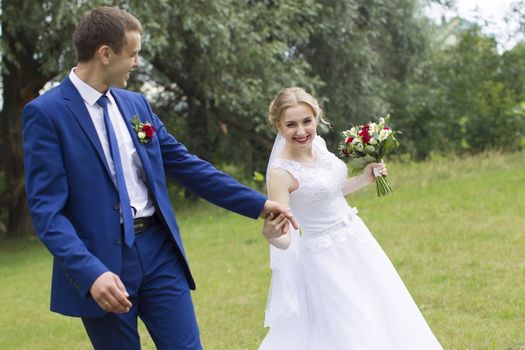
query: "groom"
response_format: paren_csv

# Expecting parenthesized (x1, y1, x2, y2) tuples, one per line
(22, 6, 295, 350)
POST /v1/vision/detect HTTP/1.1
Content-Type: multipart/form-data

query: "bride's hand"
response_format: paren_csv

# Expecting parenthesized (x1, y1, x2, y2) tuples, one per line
(260, 200, 299, 231)
(364, 161, 387, 184)
(262, 212, 290, 240)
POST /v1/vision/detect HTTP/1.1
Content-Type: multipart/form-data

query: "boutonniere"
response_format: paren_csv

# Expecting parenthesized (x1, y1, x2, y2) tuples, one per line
(131, 116, 155, 144)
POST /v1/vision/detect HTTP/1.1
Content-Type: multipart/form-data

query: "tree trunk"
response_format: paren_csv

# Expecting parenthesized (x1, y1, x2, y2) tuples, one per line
(0, 10, 55, 237)
(1, 69, 34, 236)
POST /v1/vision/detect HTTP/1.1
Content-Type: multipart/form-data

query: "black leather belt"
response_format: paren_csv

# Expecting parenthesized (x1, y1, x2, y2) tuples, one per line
(132, 215, 157, 234)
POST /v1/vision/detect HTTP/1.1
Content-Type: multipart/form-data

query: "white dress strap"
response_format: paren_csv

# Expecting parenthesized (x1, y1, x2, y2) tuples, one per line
(270, 158, 303, 184)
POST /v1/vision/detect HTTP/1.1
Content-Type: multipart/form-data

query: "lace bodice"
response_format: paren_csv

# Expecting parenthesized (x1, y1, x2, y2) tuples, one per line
(270, 143, 350, 236)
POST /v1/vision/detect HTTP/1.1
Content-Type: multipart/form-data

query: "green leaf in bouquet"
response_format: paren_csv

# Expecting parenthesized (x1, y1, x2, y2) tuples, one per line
(382, 136, 399, 155)
(382, 137, 394, 150)
(347, 154, 376, 170)
(364, 145, 375, 154)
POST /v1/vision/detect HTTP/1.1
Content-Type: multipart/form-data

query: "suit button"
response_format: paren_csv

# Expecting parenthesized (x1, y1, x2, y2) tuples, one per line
(114, 238, 122, 245)
(114, 203, 120, 210)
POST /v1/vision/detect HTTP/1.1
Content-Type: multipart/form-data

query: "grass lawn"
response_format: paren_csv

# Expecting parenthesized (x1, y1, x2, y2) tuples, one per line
(1, 151, 524, 349)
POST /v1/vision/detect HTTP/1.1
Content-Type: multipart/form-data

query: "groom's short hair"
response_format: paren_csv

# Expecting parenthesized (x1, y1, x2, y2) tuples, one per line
(73, 6, 143, 62)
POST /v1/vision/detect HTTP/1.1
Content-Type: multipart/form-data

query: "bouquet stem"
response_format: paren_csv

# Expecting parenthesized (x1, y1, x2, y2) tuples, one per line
(375, 175, 393, 197)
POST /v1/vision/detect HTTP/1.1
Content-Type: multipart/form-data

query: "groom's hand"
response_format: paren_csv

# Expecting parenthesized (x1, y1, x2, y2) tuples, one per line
(260, 200, 299, 236)
(90, 272, 132, 313)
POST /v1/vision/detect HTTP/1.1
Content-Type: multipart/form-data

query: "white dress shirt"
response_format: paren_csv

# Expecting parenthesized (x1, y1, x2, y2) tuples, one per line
(69, 69, 155, 219)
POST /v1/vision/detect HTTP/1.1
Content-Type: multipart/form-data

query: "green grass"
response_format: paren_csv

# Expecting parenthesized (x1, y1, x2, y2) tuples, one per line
(1, 151, 524, 349)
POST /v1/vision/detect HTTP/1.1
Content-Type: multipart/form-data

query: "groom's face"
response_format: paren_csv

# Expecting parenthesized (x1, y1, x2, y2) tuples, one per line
(105, 31, 142, 88)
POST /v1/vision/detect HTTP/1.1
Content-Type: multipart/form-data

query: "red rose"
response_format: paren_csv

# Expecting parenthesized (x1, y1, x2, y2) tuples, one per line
(142, 124, 155, 139)
(384, 127, 390, 130)
(359, 128, 371, 144)
(344, 136, 354, 144)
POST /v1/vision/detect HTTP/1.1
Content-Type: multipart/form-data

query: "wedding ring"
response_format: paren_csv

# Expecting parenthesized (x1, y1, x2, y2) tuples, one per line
(103, 300, 110, 306)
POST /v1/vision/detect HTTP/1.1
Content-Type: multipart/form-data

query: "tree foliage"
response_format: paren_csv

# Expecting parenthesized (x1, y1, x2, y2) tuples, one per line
(130, 0, 322, 171)
(0, 0, 83, 236)
(1, 0, 524, 236)
(393, 25, 525, 158)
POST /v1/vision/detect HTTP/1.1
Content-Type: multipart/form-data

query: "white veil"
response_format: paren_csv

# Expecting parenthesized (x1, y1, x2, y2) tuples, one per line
(264, 133, 328, 327)
(263, 133, 302, 327)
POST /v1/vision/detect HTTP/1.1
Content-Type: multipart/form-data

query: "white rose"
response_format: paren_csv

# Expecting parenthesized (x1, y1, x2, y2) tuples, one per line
(138, 131, 146, 139)
(379, 129, 392, 141)
(369, 138, 378, 145)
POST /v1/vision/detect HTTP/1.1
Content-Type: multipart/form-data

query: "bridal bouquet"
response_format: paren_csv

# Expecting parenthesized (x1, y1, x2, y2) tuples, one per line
(338, 115, 400, 197)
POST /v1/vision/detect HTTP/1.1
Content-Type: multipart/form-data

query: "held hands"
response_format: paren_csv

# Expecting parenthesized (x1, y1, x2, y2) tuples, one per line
(260, 200, 299, 240)
(363, 161, 388, 184)
(90, 271, 132, 313)
(263, 212, 290, 240)
(263, 212, 293, 249)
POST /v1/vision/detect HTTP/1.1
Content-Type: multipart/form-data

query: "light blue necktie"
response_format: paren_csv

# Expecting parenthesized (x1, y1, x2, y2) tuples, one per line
(97, 95, 135, 247)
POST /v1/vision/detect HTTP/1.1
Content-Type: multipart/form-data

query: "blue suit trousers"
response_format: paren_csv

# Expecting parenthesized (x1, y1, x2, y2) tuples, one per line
(81, 223, 202, 350)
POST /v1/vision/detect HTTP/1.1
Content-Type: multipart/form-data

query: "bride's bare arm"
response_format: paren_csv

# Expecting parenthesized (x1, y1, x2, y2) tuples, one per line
(342, 162, 387, 196)
(263, 168, 298, 249)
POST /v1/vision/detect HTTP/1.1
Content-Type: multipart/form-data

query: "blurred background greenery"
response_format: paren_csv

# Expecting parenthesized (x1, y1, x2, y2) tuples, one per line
(1, 0, 525, 237)
(1, 1, 525, 348)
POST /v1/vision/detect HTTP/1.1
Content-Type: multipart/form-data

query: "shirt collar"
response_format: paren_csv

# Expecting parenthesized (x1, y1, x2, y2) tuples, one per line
(69, 68, 115, 106)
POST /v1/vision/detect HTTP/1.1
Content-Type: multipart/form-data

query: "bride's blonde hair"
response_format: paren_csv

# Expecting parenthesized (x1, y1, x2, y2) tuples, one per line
(268, 87, 329, 130)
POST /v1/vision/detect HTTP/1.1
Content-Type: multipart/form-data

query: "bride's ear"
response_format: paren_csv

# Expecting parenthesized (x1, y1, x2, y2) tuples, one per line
(275, 123, 282, 136)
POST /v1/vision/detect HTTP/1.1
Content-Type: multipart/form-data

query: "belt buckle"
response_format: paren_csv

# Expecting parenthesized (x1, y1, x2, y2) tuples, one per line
(134, 220, 146, 233)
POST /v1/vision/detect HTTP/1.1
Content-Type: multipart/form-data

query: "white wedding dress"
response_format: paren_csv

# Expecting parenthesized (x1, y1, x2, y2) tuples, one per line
(259, 138, 443, 350)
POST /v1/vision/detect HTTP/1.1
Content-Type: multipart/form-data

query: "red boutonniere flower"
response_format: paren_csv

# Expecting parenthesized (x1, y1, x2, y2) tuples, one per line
(131, 116, 155, 144)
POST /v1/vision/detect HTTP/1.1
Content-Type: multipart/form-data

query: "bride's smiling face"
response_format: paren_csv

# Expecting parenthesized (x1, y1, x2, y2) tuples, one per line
(279, 103, 318, 150)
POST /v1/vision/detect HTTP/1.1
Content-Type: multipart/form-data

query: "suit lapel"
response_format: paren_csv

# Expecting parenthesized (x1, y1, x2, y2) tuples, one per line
(111, 90, 157, 194)
(61, 77, 114, 182)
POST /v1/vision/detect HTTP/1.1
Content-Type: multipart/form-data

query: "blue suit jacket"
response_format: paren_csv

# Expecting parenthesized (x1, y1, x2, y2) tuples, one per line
(22, 77, 266, 317)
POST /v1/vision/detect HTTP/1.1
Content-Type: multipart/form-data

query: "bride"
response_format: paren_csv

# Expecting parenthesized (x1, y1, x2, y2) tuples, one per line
(259, 87, 443, 349)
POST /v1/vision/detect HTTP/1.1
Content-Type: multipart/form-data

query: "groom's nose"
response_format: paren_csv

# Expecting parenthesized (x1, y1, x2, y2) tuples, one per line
(133, 55, 141, 69)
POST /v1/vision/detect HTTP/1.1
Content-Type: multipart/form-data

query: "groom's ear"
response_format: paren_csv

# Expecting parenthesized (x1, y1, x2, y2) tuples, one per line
(96, 45, 112, 65)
